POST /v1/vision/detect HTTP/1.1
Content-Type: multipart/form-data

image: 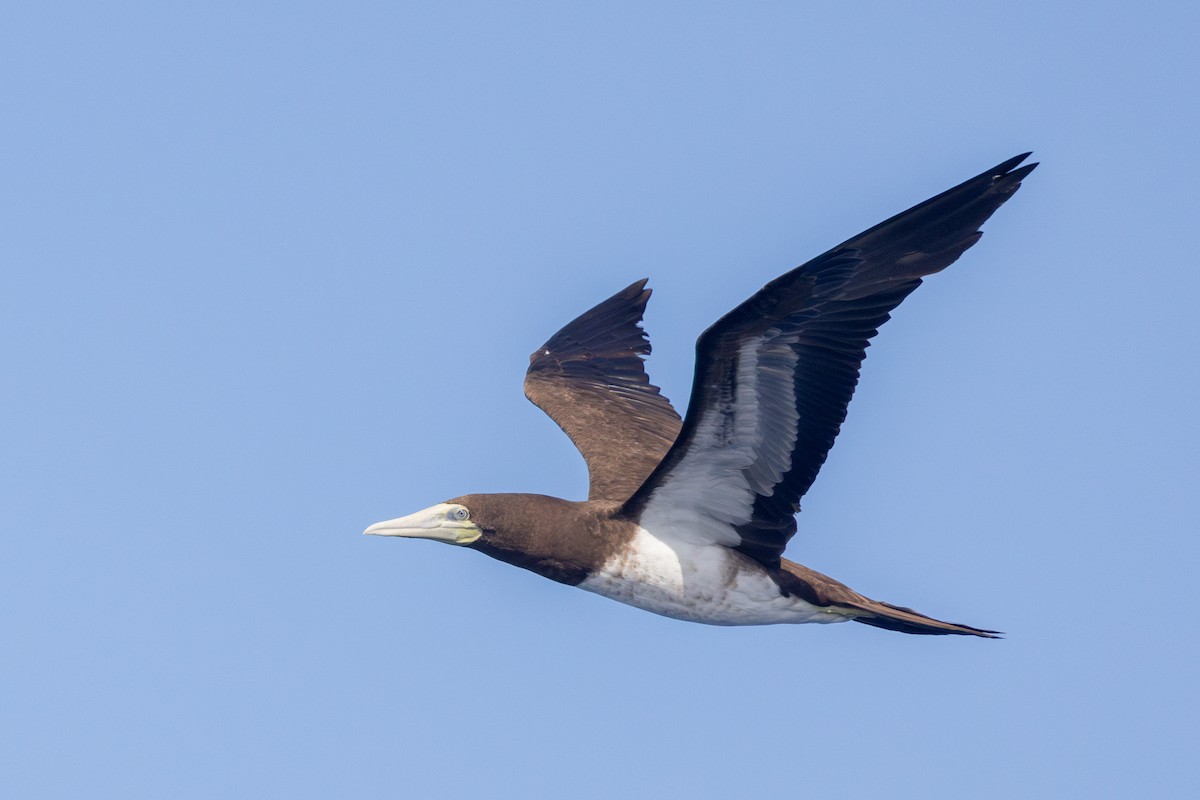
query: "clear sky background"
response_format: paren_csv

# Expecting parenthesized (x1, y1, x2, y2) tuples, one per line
(3, 2, 1198, 798)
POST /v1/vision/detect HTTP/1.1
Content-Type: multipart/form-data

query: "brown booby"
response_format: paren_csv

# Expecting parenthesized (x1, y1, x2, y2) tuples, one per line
(366, 154, 1036, 636)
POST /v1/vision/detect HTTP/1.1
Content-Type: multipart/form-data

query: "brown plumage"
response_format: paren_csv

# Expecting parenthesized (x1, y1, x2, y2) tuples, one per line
(366, 154, 1036, 637)
(524, 280, 681, 504)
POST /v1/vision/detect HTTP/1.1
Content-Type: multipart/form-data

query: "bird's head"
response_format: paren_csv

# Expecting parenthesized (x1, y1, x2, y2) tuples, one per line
(363, 493, 591, 584)
(363, 500, 485, 547)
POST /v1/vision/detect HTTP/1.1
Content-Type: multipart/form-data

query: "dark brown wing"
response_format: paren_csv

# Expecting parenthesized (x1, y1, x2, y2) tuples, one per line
(525, 280, 682, 503)
(623, 154, 1037, 566)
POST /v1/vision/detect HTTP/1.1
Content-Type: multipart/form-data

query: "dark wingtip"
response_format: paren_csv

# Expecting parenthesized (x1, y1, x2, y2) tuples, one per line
(994, 152, 1033, 173)
(1010, 163, 1038, 180)
(994, 152, 1038, 185)
(622, 278, 652, 308)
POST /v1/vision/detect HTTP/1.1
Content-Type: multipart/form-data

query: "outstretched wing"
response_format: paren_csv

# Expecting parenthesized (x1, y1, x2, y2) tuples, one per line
(623, 154, 1037, 566)
(525, 280, 682, 503)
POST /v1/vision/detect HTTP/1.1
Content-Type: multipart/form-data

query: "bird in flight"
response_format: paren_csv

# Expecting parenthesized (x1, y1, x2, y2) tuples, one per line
(366, 154, 1036, 636)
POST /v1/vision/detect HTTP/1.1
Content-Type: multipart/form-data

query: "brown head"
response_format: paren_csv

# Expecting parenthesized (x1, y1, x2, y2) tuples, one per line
(364, 493, 623, 585)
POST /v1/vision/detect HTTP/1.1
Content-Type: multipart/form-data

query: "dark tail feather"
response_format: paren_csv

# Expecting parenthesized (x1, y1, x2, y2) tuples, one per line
(847, 598, 1002, 638)
(778, 558, 1001, 638)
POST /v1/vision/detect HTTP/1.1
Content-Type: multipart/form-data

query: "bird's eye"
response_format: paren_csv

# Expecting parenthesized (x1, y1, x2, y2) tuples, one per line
(451, 507, 470, 521)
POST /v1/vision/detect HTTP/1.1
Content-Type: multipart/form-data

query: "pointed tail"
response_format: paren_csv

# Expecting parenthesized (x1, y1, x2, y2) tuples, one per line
(779, 558, 1001, 638)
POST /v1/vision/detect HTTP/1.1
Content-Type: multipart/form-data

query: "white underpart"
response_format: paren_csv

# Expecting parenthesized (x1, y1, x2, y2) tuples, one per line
(589, 331, 848, 625)
(579, 526, 850, 626)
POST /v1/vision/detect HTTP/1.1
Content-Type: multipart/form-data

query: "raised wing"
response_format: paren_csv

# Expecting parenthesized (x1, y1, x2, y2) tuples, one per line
(525, 279, 682, 503)
(624, 154, 1037, 566)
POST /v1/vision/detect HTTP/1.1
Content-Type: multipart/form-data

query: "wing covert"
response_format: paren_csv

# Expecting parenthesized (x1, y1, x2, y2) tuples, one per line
(524, 280, 682, 503)
(624, 154, 1037, 566)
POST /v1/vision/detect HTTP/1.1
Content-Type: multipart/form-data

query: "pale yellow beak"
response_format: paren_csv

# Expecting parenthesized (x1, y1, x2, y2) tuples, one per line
(363, 503, 481, 546)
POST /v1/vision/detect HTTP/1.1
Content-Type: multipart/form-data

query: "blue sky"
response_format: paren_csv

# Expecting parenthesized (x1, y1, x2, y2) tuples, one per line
(3, 2, 1198, 798)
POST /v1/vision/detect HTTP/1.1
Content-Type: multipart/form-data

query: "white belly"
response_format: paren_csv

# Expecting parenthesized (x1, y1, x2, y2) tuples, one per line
(578, 527, 851, 626)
